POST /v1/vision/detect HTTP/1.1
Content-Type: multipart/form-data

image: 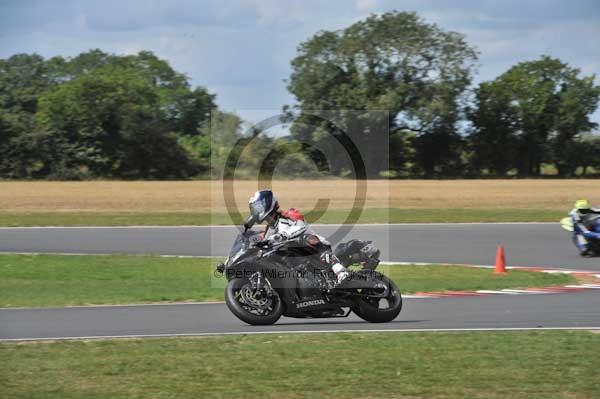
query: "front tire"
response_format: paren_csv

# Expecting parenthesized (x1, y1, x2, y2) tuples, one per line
(352, 274, 402, 323)
(225, 277, 284, 325)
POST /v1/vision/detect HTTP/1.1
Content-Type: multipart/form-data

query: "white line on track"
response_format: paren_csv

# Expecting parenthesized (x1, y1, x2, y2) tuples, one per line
(499, 289, 549, 294)
(2, 326, 599, 342)
(475, 290, 521, 295)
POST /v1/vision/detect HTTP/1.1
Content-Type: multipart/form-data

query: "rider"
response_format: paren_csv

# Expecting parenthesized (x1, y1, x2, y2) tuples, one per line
(569, 199, 600, 256)
(246, 189, 350, 284)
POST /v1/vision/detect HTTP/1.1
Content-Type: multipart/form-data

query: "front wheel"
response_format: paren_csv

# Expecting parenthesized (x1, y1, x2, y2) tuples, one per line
(352, 274, 402, 323)
(225, 277, 284, 325)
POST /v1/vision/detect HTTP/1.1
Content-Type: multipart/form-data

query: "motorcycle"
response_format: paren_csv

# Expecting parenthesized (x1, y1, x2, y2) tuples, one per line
(215, 229, 402, 325)
(560, 213, 600, 256)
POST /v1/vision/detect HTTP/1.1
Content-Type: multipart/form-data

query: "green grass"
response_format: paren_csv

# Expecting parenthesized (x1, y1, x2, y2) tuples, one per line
(0, 254, 575, 308)
(0, 255, 224, 307)
(0, 208, 565, 226)
(1, 331, 599, 398)
(376, 263, 575, 293)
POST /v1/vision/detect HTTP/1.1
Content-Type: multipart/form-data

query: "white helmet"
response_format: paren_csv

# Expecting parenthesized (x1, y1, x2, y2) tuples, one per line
(248, 190, 279, 223)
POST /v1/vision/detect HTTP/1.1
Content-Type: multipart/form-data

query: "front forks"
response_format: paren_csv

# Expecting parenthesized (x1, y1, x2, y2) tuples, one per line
(249, 272, 274, 296)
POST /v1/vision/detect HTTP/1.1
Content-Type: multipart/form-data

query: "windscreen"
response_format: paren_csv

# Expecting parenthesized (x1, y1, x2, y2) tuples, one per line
(227, 231, 260, 262)
(228, 234, 245, 258)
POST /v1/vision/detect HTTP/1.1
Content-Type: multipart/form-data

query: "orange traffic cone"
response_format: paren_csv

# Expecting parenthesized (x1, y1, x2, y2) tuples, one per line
(495, 245, 507, 274)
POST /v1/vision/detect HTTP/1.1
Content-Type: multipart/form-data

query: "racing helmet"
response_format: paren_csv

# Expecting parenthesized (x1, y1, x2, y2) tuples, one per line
(249, 190, 279, 223)
(575, 199, 591, 211)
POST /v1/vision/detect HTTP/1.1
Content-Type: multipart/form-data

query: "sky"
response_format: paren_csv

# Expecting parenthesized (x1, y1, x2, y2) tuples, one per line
(1, 0, 599, 127)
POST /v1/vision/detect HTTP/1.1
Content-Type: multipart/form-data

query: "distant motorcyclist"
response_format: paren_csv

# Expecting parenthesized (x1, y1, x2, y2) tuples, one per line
(246, 190, 350, 284)
(569, 199, 600, 256)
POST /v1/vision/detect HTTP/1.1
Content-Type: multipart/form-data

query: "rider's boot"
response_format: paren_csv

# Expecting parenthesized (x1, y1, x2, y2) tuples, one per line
(332, 263, 350, 286)
(581, 248, 593, 257)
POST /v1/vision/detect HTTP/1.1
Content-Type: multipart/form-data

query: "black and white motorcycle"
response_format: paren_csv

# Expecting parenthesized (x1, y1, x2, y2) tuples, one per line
(215, 228, 402, 325)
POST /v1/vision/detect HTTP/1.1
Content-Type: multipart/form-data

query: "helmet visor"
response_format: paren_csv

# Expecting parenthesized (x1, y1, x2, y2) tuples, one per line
(249, 190, 276, 222)
(249, 199, 267, 219)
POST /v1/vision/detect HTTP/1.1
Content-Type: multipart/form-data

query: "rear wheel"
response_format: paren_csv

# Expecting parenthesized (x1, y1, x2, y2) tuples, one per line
(225, 277, 284, 325)
(352, 274, 402, 323)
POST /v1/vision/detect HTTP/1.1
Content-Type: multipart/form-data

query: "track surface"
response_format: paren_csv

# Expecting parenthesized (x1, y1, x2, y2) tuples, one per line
(1, 224, 598, 270)
(2, 291, 599, 340)
(1, 223, 599, 340)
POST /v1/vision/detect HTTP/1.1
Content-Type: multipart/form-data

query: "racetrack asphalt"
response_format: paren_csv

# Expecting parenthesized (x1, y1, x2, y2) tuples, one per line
(1, 223, 599, 340)
(2, 291, 599, 340)
(1, 223, 598, 270)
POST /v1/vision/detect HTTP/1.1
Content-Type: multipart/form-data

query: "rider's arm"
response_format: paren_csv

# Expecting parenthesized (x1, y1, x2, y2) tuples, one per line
(571, 212, 600, 238)
(275, 218, 307, 240)
(574, 220, 590, 233)
(570, 209, 587, 231)
(582, 229, 600, 240)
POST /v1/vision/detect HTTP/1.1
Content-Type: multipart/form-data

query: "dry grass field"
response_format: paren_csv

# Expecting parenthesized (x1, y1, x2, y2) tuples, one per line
(0, 179, 597, 212)
(0, 179, 596, 225)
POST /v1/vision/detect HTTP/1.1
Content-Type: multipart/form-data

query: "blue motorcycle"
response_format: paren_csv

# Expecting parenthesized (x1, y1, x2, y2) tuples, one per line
(561, 214, 600, 256)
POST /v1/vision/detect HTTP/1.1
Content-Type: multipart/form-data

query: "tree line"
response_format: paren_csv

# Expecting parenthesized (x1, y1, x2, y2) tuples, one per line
(1, 11, 599, 180)
(0, 50, 218, 179)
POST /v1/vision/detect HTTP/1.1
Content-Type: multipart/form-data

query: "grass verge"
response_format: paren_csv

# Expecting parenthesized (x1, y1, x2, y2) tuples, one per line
(1, 331, 599, 398)
(0, 254, 575, 307)
(0, 208, 565, 226)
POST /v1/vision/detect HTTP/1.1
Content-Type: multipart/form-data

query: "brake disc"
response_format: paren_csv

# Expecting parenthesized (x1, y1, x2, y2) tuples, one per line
(240, 284, 272, 310)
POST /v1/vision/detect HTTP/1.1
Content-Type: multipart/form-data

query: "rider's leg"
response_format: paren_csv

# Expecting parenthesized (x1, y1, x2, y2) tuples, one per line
(320, 252, 349, 283)
(581, 231, 600, 256)
(573, 232, 591, 256)
(332, 262, 350, 282)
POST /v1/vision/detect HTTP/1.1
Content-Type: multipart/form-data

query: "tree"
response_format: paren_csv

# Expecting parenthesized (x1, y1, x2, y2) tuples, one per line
(0, 54, 58, 177)
(413, 113, 464, 177)
(65, 50, 217, 136)
(35, 66, 198, 179)
(179, 110, 245, 175)
(468, 81, 519, 175)
(470, 56, 600, 177)
(551, 72, 600, 176)
(0, 50, 217, 179)
(578, 134, 600, 176)
(287, 11, 477, 177)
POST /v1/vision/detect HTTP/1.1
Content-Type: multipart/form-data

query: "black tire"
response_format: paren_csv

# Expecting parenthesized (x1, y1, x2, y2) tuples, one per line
(352, 274, 402, 323)
(225, 277, 284, 325)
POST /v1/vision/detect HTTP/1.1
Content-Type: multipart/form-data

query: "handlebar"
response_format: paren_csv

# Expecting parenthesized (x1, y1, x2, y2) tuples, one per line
(253, 236, 302, 251)
(254, 240, 271, 249)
